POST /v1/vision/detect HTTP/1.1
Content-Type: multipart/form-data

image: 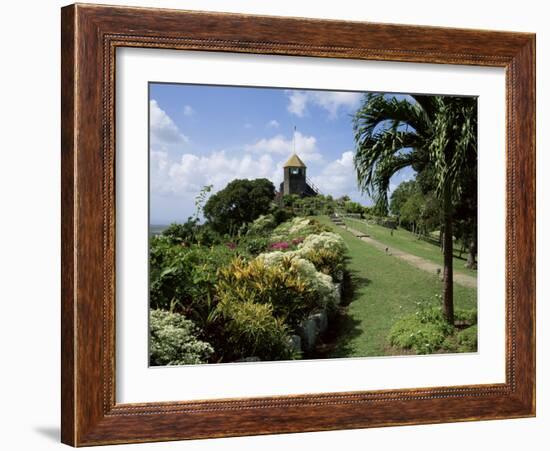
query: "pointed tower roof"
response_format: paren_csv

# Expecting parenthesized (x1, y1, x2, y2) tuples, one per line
(283, 153, 306, 168)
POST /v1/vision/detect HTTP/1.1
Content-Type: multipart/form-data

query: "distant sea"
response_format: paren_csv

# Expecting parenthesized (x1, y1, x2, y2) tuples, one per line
(150, 224, 169, 236)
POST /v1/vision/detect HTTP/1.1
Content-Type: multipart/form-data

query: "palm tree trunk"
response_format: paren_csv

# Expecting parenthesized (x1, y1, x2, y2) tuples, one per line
(442, 182, 454, 325)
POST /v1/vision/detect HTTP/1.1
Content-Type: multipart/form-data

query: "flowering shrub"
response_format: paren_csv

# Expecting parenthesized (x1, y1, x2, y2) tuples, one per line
(257, 252, 339, 309)
(256, 250, 292, 267)
(300, 248, 345, 282)
(298, 232, 347, 259)
(289, 217, 314, 234)
(264, 232, 347, 281)
(149, 214, 349, 363)
(270, 217, 330, 242)
(149, 310, 214, 366)
(216, 257, 318, 327)
(288, 256, 339, 309)
(270, 241, 290, 250)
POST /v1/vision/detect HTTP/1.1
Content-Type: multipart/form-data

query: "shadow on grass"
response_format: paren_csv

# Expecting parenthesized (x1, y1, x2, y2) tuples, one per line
(310, 268, 370, 359)
(418, 235, 471, 262)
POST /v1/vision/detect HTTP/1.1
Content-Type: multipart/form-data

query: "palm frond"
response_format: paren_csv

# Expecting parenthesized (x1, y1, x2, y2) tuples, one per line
(352, 94, 433, 211)
(429, 97, 477, 201)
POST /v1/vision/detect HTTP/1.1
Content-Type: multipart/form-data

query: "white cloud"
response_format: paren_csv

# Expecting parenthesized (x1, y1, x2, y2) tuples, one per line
(151, 131, 326, 203)
(183, 105, 195, 116)
(150, 99, 188, 147)
(151, 150, 276, 199)
(286, 90, 362, 119)
(245, 131, 323, 163)
(287, 91, 309, 117)
(150, 146, 375, 221)
(151, 150, 168, 172)
(267, 119, 280, 128)
(310, 151, 359, 198)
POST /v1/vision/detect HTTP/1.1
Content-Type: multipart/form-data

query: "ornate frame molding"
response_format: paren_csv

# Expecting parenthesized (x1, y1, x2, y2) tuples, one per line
(61, 4, 535, 446)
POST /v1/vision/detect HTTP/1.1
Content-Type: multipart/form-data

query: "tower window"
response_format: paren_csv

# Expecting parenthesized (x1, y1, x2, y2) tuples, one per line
(290, 168, 300, 175)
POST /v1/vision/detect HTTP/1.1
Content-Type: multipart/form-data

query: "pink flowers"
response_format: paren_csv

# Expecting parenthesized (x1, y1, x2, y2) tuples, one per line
(269, 237, 303, 250)
(270, 241, 290, 250)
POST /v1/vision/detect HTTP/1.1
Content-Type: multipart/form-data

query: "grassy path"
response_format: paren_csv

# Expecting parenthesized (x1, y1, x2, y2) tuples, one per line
(316, 216, 477, 358)
(343, 218, 477, 277)
(344, 224, 477, 289)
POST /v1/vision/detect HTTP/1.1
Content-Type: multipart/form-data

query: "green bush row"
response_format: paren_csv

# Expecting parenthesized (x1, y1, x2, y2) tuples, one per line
(388, 298, 477, 354)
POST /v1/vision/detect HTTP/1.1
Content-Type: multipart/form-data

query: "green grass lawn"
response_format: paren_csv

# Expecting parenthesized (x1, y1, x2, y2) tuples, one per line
(342, 217, 477, 277)
(316, 216, 477, 358)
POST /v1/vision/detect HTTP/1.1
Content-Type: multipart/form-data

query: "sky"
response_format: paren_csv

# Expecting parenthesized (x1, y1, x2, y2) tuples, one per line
(149, 83, 415, 224)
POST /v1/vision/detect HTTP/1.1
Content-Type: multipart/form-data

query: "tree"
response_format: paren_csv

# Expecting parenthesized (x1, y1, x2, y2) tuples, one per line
(418, 192, 441, 237)
(390, 180, 441, 237)
(282, 194, 300, 208)
(203, 179, 276, 235)
(400, 191, 424, 234)
(452, 148, 478, 269)
(390, 180, 419, 220)
(344, 200, 364, 215)
(353, 93, 477, 324)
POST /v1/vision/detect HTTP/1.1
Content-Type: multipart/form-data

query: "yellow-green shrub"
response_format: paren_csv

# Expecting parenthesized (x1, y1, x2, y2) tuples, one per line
(216, 257, 318, 326)
(216, 300, 294, 361)
(299, 248, 345, 282)
(257, 252, 339, 309)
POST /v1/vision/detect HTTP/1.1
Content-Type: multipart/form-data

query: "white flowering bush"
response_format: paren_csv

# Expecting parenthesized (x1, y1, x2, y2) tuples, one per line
(290, 256, 339, 309)
(297, 232, 347, 259)
(150, 310, 214, 366)
(256, 250, 295, 266)
(257, 251, 338, 309)
(288, 217, 314, 234)
(270, 216, 329, 242)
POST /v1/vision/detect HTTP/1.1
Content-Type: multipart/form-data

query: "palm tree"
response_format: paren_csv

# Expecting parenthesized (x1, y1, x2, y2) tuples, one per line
(352, 93, 477, 324)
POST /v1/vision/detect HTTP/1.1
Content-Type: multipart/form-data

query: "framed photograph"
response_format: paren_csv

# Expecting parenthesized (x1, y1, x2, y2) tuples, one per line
(61, 3, 535, 446)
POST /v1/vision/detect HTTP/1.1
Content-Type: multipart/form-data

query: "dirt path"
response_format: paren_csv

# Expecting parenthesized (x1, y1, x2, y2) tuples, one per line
(341, 224, 477, 289)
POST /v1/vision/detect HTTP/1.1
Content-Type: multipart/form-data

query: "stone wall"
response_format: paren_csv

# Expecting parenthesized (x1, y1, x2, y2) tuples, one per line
(293, 282, 344, 353)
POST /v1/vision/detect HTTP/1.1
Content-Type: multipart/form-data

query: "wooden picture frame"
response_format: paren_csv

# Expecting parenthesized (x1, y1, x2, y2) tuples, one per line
(61, 3, 536, 446)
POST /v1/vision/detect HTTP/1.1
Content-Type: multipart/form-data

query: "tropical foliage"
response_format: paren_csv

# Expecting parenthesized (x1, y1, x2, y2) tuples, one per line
(217, 301, 294, 361)
(353, 93, 477, 323)
(150, 209, 348, 364)
(149, 89, 479, 365)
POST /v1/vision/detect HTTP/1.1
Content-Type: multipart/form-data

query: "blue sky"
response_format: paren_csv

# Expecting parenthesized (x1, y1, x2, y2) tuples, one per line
(149, 83, 414, 224)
